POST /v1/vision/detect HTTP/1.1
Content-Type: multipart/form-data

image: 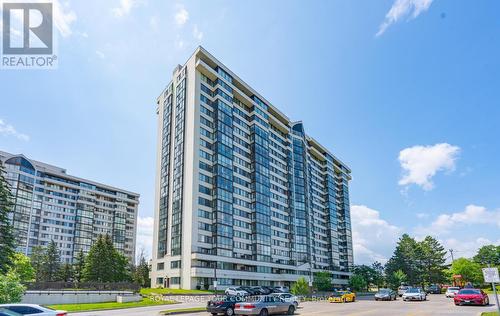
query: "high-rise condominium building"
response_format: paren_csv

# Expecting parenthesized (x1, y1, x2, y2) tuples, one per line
(0, 151, 140, 263)
(151, 47, 353, 289)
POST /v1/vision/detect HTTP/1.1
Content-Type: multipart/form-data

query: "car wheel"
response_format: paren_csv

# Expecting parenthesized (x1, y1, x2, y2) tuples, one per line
(484, 298, 489, 306)
(212, 313, 218, 316)
(342, 298, 346, 303)
(352, 296, 356, 302)
(287, 305, 295, 315)
(226, 308, 234, 316)
(259, 308, 268, 316)
(375, 298, 379, 301)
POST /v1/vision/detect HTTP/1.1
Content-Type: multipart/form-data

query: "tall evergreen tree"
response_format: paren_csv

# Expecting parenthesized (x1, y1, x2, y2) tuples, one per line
(59, 263, 73, 282)
(0, 161, 16, 273)
(83, 234, 131, 282)
(385, 234, 422, 285)
(30, 246, 47, 282)
(73, 249, 86, 283)
(418, 236, 447, 286)
(45, 240, 61, 282)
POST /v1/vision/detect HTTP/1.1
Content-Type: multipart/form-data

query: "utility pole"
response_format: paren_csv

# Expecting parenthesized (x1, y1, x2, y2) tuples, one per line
(449, 249, 455, 263)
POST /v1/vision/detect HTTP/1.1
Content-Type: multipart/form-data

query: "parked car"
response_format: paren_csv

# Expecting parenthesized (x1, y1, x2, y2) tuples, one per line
(445, 287, 461, 298)
(374, 288, 397, 301)
(397, 285, 409, 297)
(234, 295, 296, 315)
(402, 288, 427, 301)
(240, 287, 261, 296)
(272, 293, 299, 307)
(250, 286, 272, 295)
(225, 287, 249, 296)
(454, 289, 489, 306)
(427, 284, 441, 294)
(328, 290, 356, 303)
(0, 304, 67, 316)
(272, 286, 289, 293)
(207, 296, 245, 316)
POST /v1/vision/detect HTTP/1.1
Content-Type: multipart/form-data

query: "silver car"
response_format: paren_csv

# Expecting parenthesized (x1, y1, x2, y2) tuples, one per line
(234, 295, 296, 316)
(273, 293, 299, 307)
(0, 304, 67, 316)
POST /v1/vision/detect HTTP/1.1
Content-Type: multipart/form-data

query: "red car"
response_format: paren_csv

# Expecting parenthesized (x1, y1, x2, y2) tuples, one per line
(454, 289, 489, 306)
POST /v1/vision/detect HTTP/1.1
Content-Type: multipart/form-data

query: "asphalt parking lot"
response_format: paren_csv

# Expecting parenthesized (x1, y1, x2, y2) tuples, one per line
(71, 294, 499, 316)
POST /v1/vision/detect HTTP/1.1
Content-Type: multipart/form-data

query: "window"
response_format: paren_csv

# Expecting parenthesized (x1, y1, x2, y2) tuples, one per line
(157, 262, 165, 270)
(170, 277, 181, 284)
(171, 260, 181, 268)
(6, 306, 43, 314)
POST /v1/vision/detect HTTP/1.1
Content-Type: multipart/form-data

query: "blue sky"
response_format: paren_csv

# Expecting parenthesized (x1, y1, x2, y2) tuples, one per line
(1, 0, 499, 263)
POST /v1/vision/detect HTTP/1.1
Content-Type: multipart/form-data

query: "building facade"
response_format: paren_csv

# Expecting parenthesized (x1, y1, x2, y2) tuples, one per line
(0, 151, 139, 263)
(151, 47, 353, 290)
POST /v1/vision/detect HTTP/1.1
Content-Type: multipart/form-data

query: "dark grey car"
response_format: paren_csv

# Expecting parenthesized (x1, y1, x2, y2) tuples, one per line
(374, 288, 397, 301)
(234, 295, 296, 316)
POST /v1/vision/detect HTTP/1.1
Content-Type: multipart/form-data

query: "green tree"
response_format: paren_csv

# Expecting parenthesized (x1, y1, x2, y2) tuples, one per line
(45, 240, 61, 282)
(418, 236, 447, 286)
(348, 274, 367, 292)
(449, 258, 483, 285)
(353, 265, 377, 291)
(59, 263, 73, 282)
(133, 249, 150, 288)
(30, 246, 47, 282)
(73, 249, 86, 283)
(313, 271, 332, 291)
(9, 252, 35, 282)
(291, 277, 309, 295)
(372, 261, 385, 290)
(473, 245, 500, 266)
(0, 271, 26, 303)
(387, 269, 407, 289)
(83, 234, 131, 282)
(0, 161, 16, 274)
(385, 234, 422, 286)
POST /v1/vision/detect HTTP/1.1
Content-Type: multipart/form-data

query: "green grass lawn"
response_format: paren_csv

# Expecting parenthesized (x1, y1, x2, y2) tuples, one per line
(481, 312, 499, 316)
(484, 285, 500, 294)
(46, 297, 177, 312)
(161, 307, 206, 315)
(140, 288, 214, 295)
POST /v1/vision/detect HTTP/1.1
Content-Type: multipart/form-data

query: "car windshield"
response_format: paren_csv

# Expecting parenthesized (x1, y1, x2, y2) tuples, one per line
(448, 287, 460, 291)
(459, 289, 480, 294)
(398, 286, 407, 290)
(379, 289, 391, 293)
(406, 288, 420, 293)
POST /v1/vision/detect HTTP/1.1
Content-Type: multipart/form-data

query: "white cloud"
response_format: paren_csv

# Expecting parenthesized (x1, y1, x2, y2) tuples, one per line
(351, 205, 402, 264)
(0, 118, 30, 141)
(112, 0, 141, 17)
(398, 143, 460, 190)
(416, 212, 429, 219)
(95, 50, 105, 59)
(150, 16, 159, 30)
(135, 216, 154, 260)
(53, 0, 77, 37)
(377, 0, 434, 36)
(441, 237, 500, 262)
(174, 6, 189, 26)
(416, 205, 500, 237)
(174, 36, 185, 49)
(193, 24, 203, 41)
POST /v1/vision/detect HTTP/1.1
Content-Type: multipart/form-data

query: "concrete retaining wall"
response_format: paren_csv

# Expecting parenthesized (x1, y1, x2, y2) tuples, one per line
(22, 290, 136, 305)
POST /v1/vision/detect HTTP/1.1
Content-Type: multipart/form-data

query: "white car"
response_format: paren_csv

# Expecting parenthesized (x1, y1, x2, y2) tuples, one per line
(0, 304, 67, 316)
(225, 287, 248, 296)
(402, 288, 427, 301)
(445, 287, 460, 298)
